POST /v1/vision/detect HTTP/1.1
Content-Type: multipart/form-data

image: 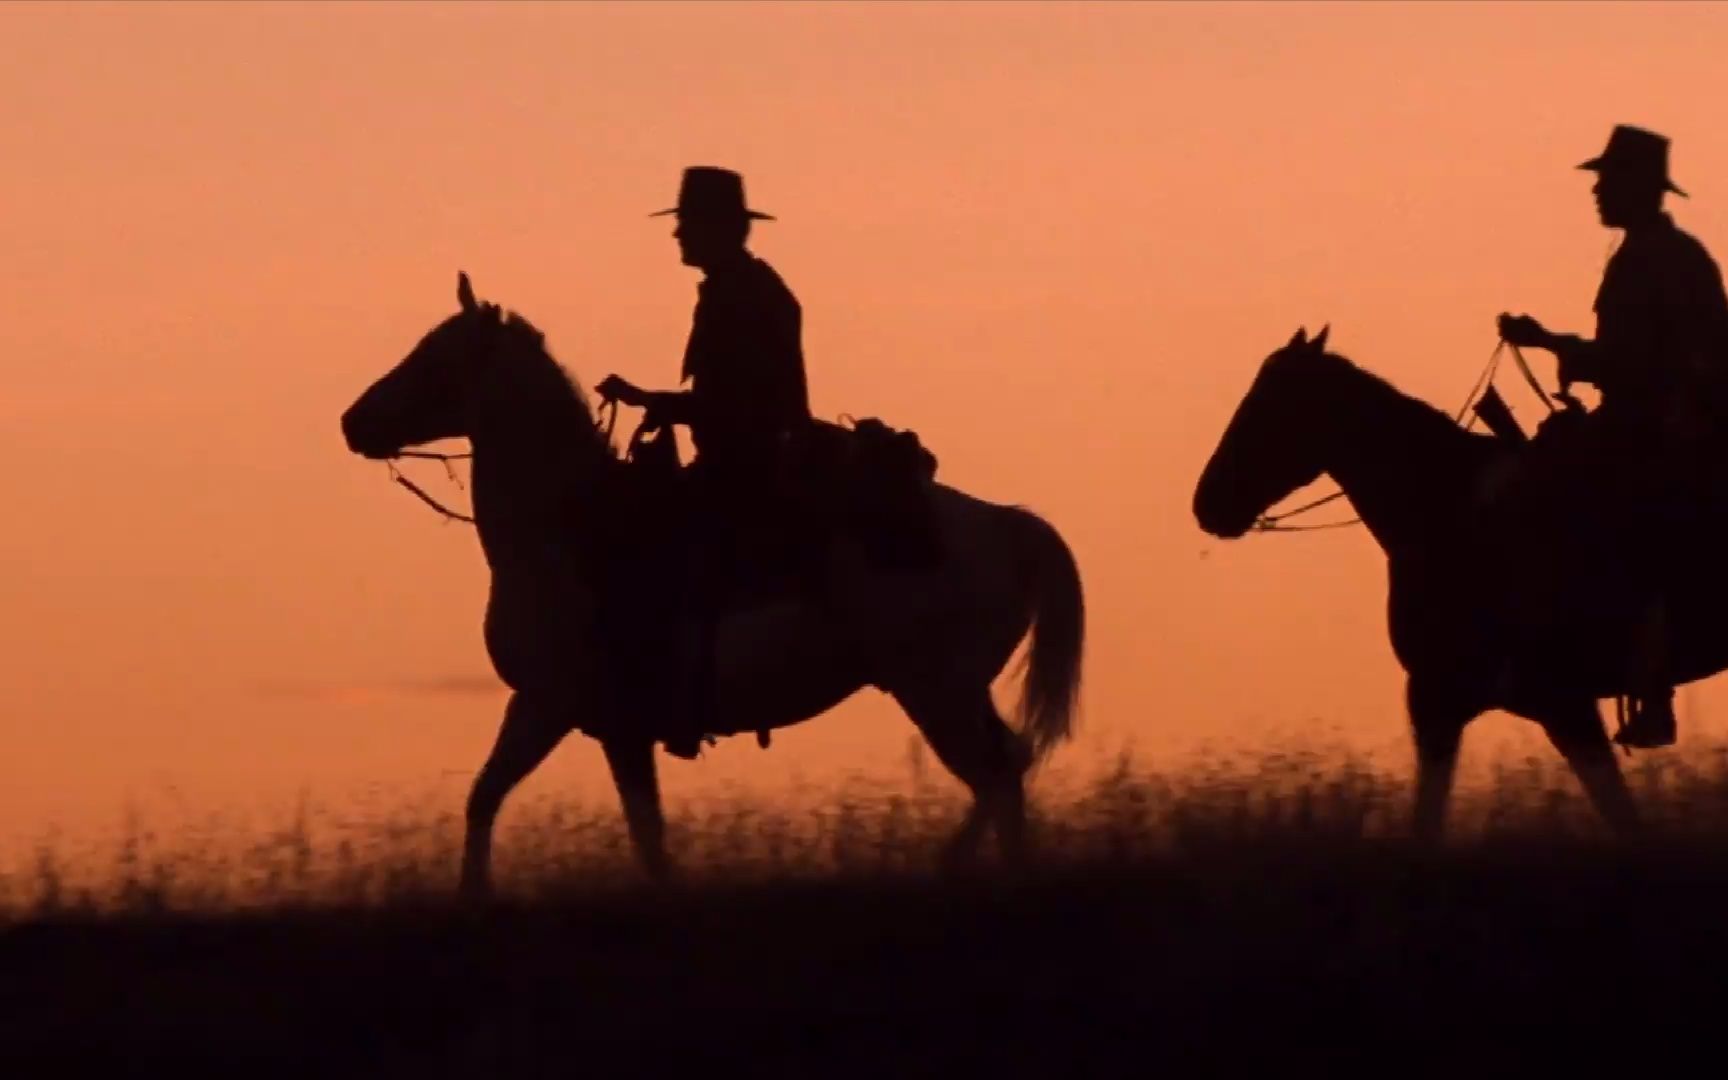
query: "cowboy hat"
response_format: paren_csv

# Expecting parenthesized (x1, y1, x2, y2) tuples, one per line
(1578, 124, 1688, 197)
(649, 166, 776, 220)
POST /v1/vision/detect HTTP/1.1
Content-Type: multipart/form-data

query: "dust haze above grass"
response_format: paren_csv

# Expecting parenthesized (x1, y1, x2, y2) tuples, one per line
(6, 738, 1728, 918)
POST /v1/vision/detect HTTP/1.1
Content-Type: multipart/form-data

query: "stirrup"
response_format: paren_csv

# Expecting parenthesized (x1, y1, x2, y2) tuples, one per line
(662, 733, 705, 760)
(1612, 692, 1676, 751)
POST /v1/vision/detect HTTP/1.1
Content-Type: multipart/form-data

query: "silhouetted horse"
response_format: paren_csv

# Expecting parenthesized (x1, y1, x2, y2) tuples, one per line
(1192, 326, 1728, 840)
(341, 273, 1084, 895)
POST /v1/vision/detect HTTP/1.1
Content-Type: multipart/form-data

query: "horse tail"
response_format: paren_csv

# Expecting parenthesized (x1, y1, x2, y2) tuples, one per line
(1009, 507, 1085, 765)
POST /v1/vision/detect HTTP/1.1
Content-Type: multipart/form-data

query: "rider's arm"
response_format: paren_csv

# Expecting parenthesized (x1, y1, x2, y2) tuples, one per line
(1543, 331, 1603, 387)
(646, 389, 698, 427)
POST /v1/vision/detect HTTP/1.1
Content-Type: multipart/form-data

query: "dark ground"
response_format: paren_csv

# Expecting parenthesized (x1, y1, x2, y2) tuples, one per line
(4, 751, 1726, 1076)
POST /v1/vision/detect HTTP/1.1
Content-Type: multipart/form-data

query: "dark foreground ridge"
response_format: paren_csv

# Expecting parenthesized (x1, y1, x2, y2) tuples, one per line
(4, 750, 1728, 1075)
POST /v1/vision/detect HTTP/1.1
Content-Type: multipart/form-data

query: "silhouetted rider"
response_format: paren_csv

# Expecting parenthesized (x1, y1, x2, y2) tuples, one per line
(1499, 125, 1728, 748)
(599, 166, 810, 498)
(596, 166, 814, 758)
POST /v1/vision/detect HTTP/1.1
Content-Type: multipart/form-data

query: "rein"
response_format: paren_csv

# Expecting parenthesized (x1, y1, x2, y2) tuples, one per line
(1249, 338, 1560, 534)
(381, 396, 631, 528)
(386, 451, 475, 525)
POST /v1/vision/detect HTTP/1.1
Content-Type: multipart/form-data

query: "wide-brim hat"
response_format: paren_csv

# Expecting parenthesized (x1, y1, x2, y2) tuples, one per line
(649, 166, 775, 221)
(1578, 124, 1688, 198)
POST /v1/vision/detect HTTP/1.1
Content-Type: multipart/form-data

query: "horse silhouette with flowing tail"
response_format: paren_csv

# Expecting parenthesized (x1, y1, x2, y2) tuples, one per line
(1195, 326, 1728, 841)
(340, 273, 1084, 896)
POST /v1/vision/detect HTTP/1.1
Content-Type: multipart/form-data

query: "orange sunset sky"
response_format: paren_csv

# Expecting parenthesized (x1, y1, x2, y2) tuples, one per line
(5, 1, 1728, 848)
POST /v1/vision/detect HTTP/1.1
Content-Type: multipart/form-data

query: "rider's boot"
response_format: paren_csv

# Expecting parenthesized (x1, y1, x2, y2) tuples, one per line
(1616, 598, 1677, 749)
(661, 617, 711, 761)
(661, 511, 721, 763)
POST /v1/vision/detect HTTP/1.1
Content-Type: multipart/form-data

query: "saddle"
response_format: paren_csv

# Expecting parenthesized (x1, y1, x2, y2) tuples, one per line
(593, 415, 943, 747)
(1465, 390, 1728, 683)
(671, 416, 946, 612)
(786, 417, 943, 572)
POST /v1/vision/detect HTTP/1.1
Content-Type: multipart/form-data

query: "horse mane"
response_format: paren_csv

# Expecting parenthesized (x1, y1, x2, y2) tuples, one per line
(1315, 348, 1493, 452)
(486, 307, 609, 456)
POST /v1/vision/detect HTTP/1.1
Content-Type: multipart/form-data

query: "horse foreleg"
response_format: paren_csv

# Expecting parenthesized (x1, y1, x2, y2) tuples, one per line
(1535, 699, 1643, 838)
(602, 737, 670, 882)
(1407, 677, 1470, 845)
(461, 692, 568, 901)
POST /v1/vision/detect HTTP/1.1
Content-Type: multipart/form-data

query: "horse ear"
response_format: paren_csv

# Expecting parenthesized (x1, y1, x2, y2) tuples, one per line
(1312, 325, 1330, 352)
(457, 271, 477, 313)
(1287, 327, 1308, 349)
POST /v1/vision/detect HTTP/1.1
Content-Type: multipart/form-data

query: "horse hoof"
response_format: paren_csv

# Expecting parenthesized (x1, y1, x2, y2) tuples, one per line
(938, 846, 979, 879)
(458, 873, 493, 907)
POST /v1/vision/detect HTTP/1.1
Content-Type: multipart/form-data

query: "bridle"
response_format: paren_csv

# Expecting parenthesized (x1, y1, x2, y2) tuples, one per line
(1249, 339, 1573, 533)
(381, 383, 664, 527)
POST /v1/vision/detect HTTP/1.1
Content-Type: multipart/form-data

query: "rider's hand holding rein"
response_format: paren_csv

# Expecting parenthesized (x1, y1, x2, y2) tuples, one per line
(596, 374, 686, 435)
(1497, 312, 1554, 350)
(597, 374, 648, 408)
(1498, 312, 1592, 389)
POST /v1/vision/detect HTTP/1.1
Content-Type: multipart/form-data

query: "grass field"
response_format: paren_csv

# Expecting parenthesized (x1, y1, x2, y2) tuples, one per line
(4, 743, 1727, 1076)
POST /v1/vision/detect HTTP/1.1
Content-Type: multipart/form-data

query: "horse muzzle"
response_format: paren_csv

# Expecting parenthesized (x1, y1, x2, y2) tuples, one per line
(1192, 486, 1255, 539)
(340, 406, 401, 460)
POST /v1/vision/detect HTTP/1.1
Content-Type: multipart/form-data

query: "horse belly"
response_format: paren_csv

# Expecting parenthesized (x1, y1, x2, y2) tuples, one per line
(708, 602, 869, 732)
(702, 552, 986, 734)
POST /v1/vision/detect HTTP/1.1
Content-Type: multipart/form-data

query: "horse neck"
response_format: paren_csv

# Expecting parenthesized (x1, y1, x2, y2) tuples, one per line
(467, 342, 610, 561)
(1312, 355, 1492, 550)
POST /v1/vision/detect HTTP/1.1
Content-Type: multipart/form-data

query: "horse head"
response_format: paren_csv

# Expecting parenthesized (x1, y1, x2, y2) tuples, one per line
(341, 272, 510, 459)
(342, 271, 591, 460)
(1192, 325, 1336, 538)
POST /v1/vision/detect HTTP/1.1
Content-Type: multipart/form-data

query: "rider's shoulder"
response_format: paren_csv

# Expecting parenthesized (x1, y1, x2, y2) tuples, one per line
(1664, 224, 1727, 292)
(1620, 215, 1722, 283)
(1653, 214, 1716, 261)
(740, 254, 800, 308)
(743, 252, 789, 283)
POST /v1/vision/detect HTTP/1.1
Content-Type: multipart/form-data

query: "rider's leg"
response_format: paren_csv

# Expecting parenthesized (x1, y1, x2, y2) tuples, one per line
(660, 461, 723, 761)
(1618, 446, 1682, 749)
(1619, 593, 1676, 750)
(1619, 597, 1676, 748)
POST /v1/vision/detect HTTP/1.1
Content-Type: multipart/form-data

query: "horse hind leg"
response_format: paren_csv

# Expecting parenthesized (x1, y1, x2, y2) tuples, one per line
(891, 685, 1029, 872)
(981, 698, 1032, 862)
